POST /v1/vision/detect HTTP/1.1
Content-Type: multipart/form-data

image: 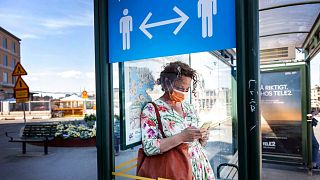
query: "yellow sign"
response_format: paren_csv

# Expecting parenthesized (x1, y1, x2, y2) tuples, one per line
(15, 97, 29, 103)
(15, 89, 29, 99)
(82, 90, 88, 99)
(14, 77, 29, 90)
(12, 62, 27, 76)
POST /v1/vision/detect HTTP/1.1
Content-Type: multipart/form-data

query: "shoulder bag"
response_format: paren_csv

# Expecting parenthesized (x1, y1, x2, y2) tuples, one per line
(136, 102, 192, 180)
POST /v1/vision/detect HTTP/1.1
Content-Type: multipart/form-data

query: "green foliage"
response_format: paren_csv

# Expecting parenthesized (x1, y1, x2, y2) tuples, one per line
(84, 114, 96, 128)
(54, 120, 96, 139)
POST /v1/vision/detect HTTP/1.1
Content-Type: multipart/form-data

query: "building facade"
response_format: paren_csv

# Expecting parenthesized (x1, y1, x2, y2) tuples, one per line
(0, 27, 21, 100)
(311, 85, 320, 112)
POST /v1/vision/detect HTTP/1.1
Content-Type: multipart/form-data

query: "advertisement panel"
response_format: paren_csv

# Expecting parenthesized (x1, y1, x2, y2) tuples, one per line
(120, 56, 190, 149)
(261, 70, 302, 155)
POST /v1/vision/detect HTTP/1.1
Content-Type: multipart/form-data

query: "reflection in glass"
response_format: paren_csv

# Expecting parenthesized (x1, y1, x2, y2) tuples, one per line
(191, 52, 234, 175)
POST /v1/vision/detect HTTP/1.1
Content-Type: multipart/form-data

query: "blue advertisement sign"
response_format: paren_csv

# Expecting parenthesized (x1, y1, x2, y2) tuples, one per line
(108, 0, 235, 63)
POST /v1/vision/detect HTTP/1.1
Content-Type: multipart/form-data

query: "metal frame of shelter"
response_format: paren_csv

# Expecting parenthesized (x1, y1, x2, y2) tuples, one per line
(258, 0, 320, 173)
(94, 0, 259, 179)
(94, 0, 319, 179)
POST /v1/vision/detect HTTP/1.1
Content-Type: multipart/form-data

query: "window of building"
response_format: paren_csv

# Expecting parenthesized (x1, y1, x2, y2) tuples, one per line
(2, 37, 7, 49)
(11, 42, 16, 53)
(12, 76, 16, 84)
(3, 72, 8, 83)
(11, 59, 15, 69)
(3, 55, 7, 66)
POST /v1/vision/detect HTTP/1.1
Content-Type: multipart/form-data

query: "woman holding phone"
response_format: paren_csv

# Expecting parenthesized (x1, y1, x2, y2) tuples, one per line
(140, 61, 215, 179)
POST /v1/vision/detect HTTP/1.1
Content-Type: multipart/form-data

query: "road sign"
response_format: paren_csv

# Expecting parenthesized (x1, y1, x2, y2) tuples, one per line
(108, 0, 235, 63)
(16, 98, 29, 103)
(14, 76, 29, 90)
(12, 62, 27, 76)
(82, 90, 88, 99)
(14, 76, 29, 102)
(14, 89, 29, 99)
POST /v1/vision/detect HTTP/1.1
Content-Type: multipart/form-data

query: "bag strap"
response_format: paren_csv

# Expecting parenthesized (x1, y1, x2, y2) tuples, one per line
(150, 102, 166, 138)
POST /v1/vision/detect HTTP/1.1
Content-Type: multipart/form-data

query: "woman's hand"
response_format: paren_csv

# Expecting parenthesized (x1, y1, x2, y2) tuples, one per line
(159, 127, 201, 153)
(199, 128, 210, 146)
(179, 126, 202, 142)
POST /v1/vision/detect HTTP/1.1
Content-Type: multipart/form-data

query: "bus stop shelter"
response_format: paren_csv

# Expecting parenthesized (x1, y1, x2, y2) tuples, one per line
(94, 0, 320, 179)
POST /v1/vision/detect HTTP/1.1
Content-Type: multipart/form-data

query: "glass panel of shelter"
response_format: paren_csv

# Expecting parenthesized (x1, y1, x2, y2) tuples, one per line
(113, 51, 237, 179)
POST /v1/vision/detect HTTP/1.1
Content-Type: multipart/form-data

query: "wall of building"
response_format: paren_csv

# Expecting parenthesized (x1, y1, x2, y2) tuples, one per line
(0, 27, 21, 99)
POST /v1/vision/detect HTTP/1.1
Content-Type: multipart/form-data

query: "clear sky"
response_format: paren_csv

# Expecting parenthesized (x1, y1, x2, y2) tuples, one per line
(311, 53, 320, 87)
(1, 0, 320, 96)
(0, 0, 95, 95)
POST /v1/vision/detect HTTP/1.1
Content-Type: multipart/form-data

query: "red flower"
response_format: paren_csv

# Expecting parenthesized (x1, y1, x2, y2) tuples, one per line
(167, 120, 176, 130)
(183, 112, 187, 118)
(140, 113, 148, 120)
(157, 105, 168, 112)
(146, 119, 156, 127)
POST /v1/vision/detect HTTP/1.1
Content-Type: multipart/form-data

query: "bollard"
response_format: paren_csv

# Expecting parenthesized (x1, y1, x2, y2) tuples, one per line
(307, 114, 313, 175)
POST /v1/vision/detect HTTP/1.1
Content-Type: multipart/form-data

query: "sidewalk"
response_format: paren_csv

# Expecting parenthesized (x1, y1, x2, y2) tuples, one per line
(0, 122, 97, 180)
(263, 162, 320, 180)
(1, 121, 320, 180)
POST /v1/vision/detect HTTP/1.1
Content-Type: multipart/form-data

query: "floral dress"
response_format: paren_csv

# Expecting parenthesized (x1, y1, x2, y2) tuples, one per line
(140, 99, 215, 180)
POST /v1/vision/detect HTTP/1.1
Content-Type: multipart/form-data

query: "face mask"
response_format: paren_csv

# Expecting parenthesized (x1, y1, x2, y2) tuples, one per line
(171, 89, 188, 102)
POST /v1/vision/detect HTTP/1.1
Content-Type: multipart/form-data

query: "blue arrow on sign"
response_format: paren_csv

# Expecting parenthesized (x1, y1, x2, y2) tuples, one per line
(139, 6, 189, 39)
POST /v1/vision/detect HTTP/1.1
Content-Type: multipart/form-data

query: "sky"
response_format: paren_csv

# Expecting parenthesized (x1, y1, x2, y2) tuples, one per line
(311, 53, 320, 87)
(1, 0, 320, 96)
(0, 0, 95, 96)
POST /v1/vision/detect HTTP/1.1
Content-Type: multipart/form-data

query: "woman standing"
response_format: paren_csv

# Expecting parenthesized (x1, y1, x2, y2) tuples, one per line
(140, 61, 215, 179)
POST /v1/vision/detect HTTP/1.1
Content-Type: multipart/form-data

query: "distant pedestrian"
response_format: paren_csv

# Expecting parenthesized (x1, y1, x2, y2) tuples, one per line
(311, 111, 320, 169)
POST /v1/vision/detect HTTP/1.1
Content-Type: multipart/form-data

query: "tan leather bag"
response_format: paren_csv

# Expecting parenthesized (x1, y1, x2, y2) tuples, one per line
(136, 102, 192, 180)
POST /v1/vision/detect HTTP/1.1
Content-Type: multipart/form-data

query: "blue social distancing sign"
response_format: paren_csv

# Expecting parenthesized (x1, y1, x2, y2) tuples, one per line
(108, 0, 235, 63)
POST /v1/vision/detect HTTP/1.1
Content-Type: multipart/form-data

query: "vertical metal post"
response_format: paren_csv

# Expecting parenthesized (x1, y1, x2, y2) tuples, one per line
(236, 0, 261, 179)
(231, 56, 238, 153)
(22, 102, 26, 124)
(306, 114, 313, 175)
(306, 59, 313, 173)
(306, 60, 311, 116)
(44, 138, 48, 155)
(94, 0, 114, 180)
(48, 101, 51, 112)
(22, 142, 26, 154)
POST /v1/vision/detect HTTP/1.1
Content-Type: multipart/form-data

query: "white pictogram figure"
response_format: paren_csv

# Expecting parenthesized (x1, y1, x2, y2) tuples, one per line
(198, 0, 217, 38)
(120, 9, 133, 50)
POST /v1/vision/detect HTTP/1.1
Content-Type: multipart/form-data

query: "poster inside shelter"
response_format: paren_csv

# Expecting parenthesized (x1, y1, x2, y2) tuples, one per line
(124, 66, 155, 146)
(260, 70, 302, 155)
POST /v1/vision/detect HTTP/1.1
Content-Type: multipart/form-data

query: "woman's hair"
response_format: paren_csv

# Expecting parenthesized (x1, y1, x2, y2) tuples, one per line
(157, 61, 198, 96)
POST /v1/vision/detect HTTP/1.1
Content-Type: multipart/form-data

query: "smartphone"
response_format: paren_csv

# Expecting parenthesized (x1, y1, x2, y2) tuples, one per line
(200, 122, 212, 130)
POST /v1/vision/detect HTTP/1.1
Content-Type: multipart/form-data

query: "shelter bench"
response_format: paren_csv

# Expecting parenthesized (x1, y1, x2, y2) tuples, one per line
(217, 151, 239, 179)
(5, 124, 57, 155)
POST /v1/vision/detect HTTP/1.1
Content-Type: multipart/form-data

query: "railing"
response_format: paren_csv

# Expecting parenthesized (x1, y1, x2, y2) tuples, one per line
(8, 101, 51, 112)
